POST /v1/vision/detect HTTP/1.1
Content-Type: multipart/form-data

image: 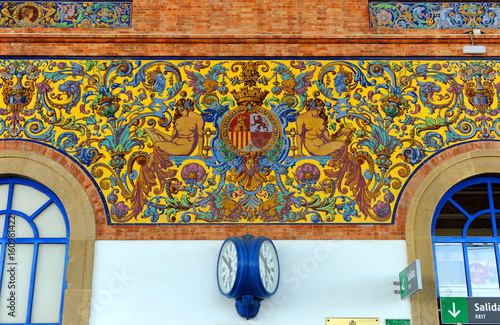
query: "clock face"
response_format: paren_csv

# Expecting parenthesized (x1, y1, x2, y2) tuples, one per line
(258, 240, 279, 294)
(217, 240, 238, 294)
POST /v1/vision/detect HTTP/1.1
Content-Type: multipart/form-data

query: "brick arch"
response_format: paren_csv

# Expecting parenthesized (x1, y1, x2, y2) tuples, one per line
(0, 140, 104, 325)
(396, 141, 500, 325)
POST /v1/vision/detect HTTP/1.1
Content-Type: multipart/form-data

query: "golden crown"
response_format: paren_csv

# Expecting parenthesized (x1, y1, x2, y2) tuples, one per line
(231, 87, 269, 106)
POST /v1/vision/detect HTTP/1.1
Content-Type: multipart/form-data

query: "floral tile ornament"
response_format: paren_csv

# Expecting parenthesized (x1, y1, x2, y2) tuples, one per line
(1, 58, 499, 225)
(0, 1, 131, 28)
(370, 2, 500, 29)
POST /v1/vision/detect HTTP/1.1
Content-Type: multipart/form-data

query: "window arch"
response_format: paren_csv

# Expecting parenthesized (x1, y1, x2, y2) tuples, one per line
(0, 177, 69, 324)
(433, 176, 500, 298)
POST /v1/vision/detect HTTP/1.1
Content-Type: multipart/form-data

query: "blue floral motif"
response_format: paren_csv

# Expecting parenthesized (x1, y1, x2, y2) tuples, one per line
(358, 124, 401, 155)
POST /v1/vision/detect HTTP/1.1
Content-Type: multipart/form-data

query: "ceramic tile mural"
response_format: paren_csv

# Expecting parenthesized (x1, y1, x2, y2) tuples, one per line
(370, 2, 500, 29)
(1, 58, 497, 225)
(0, 1, 131, 28)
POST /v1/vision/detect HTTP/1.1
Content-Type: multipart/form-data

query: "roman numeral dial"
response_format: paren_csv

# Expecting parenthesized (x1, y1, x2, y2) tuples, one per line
(217, 240, 238, 294)
(259, 240, 279, 294)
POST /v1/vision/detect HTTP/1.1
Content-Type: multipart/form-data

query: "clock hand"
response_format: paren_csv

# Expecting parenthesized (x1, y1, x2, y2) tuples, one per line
(222, 255, 229, 267)
(261, 252, 272, 272)
(222, 255, 232, 274)
(260, 252, 268, 274)
(260, 252, 268, 268)
(227, 256, 233, 274)
(260, 252, 273, 282)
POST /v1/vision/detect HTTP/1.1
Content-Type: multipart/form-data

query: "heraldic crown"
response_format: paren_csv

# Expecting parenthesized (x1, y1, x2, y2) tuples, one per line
(231, 87, 270, 106)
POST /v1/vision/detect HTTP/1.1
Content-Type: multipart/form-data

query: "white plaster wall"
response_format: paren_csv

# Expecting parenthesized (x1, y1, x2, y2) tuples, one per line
(89, 240, 411, 325)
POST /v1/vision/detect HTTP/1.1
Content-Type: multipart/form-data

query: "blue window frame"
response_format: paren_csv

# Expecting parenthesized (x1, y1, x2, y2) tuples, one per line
(0, 177, 69, 324)
(433, 176, 500, 298)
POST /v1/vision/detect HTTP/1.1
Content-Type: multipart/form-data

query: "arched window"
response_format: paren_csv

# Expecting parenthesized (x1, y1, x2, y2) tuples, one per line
(433, 176, 500, 298)
(0, 177, 69, 324)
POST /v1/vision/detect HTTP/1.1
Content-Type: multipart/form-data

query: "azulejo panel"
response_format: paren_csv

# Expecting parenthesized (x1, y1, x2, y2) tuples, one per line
(0, 59, 496, 225)
(370, 2, 500, 29)
(0, 1, 131, 28)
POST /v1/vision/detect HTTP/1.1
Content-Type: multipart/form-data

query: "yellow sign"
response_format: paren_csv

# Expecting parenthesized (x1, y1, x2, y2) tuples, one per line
(326, 318, 379, 325)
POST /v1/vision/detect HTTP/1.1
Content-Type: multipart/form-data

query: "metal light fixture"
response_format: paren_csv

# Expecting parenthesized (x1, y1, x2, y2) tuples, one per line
(463, 29, 486, 54)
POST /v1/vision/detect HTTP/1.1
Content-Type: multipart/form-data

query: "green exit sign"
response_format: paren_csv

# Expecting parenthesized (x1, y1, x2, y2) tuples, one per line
(399, 260, 422, 299)
(386, 319, 410, 325)
(440, 297, 500, 324)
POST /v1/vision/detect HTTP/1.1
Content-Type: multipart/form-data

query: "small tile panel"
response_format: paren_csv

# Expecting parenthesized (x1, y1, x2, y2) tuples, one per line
(370, 2, 500, 29)
(0, 1, 131, 28)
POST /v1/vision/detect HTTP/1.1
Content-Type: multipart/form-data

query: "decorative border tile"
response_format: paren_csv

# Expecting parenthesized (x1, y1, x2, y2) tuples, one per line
(369, 2, 500, 29)
(0, 1, 131, 28)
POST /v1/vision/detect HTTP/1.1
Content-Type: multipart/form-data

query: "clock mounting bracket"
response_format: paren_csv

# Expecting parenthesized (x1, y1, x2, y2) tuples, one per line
(235, 295, 262, 320)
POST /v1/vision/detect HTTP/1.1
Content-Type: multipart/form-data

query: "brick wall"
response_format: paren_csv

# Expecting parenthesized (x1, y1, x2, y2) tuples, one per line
(96, 222, 407, 240)
(1, 0, 498, 57)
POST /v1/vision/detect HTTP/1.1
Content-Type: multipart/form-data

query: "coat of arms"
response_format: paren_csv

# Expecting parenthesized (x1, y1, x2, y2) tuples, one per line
(221, 87, 280, 156)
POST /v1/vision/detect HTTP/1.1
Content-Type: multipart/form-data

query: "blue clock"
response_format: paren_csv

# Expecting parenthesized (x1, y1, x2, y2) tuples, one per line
(217, 236, 248, 298)
(249, 236, 280, 298)
(216, 234, 280, 319)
